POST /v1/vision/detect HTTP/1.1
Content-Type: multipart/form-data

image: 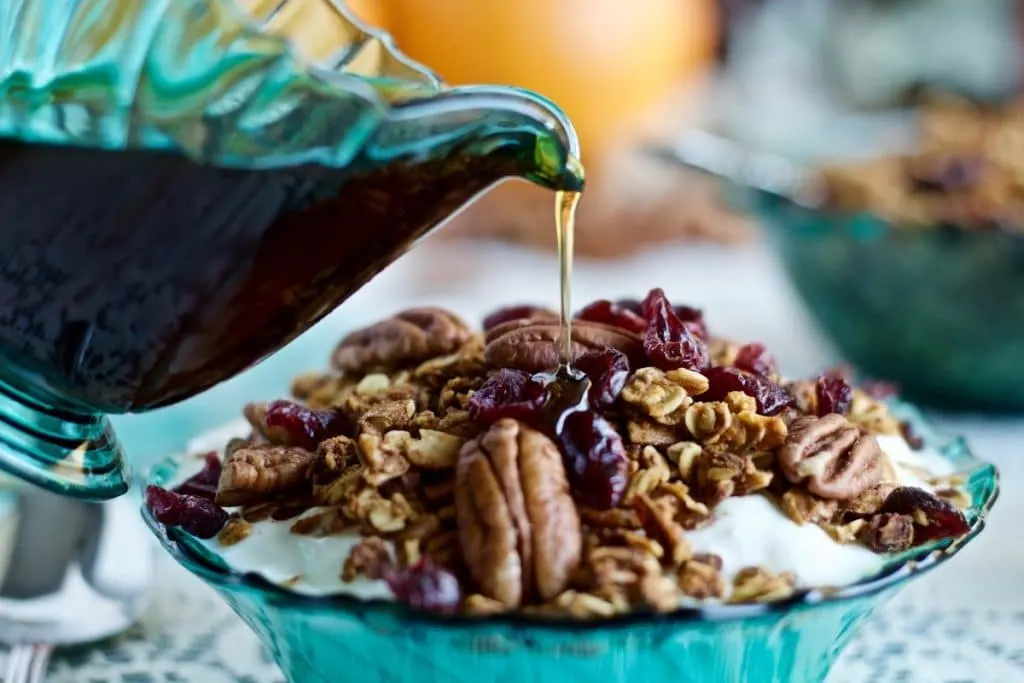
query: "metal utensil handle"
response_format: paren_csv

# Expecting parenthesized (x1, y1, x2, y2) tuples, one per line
(649, 130, 817, 204)
(4, 644, 53, 683)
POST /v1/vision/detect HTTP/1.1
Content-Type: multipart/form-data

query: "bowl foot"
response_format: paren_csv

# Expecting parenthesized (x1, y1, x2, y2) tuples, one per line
(0, 378, 128, 500)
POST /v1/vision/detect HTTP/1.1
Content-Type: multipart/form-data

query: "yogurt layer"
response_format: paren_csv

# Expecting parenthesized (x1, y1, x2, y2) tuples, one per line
(181, 424, 956, 600)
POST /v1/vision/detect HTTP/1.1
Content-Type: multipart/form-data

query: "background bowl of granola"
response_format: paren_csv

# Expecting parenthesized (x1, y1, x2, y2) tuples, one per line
(140, 295, 997, 683)
(675, 98, 1024, 412)
(757, 191, 1024, 413)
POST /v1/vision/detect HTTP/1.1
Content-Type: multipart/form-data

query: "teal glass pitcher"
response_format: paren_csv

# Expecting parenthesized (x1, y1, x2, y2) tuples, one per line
(0, 0, 583, 499)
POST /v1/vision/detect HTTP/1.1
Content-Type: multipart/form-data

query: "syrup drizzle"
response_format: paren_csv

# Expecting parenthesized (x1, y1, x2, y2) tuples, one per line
(555, 188, 580, 367)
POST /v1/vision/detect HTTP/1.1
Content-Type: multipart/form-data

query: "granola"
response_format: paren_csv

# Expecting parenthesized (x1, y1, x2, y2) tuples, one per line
(153, 290, 971, 619)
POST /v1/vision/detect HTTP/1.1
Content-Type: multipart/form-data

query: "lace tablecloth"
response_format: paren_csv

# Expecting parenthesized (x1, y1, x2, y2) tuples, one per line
(4, 241, 1023, 683)
(6, 550, 1022, 683)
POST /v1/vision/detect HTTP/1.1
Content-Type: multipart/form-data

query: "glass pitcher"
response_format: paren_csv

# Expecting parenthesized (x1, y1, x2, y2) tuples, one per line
(0, 0, 583, 499)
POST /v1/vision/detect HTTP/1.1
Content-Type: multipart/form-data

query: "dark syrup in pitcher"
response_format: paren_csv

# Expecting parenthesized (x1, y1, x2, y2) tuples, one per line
(0, 141, 546, 413)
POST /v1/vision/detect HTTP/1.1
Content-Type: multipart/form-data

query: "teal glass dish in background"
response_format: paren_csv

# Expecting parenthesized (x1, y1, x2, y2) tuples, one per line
(750, 189, 1024, 413)
(142, 402, 998, 683)
(653, 132, 1024, 414)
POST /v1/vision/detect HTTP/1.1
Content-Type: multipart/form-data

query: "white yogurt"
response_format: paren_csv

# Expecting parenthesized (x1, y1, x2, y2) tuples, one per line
(179, 423, 958, 599)
(687, 495, 884, 587)
(183, 420, 392, 598)
(205, 510, 393, 599)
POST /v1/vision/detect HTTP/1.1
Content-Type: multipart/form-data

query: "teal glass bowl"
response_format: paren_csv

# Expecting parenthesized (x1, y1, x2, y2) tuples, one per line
(142, 402, 997, 683)
(750, 190, 1024, 413)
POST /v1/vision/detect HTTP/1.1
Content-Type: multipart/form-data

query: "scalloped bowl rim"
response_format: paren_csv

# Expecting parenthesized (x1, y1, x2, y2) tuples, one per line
(141, 400, 999, 632)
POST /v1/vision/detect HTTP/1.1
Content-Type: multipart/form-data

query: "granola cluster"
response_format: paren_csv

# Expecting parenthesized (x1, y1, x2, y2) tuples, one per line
(819, 97, 1024, 231)
(151, 292, 971, 619)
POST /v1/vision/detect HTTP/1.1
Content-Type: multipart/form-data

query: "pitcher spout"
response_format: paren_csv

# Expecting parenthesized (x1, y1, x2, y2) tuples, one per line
(364, 85, 585, 193)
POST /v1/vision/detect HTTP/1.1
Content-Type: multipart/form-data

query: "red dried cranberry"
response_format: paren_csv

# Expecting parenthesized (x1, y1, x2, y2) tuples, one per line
(734, 343, 777, 378)
(558, 410, 629, 509)
(671, 305, 708, 339)
(468, 369, 550, 423)
(482, 305, 550, 331)
(386, 557, 461, 614)
(145, 485, 228, 539)
(702, 366, 794, 415)
(575, 300, 647, 334)
(173, 452, 222, 501)
(572, 348, 630, 410)
(815, 375, 853, 416)
(264, 400, 349, 451)
(640, 288, 709, 371)
(899, 421, 925, 451)
(878, 487, 970, 544)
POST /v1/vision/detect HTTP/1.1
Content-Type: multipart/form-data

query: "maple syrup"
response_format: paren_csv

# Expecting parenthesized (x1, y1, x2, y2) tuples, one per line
(555, 189, 581, 366)
(0, 141, 583, 414)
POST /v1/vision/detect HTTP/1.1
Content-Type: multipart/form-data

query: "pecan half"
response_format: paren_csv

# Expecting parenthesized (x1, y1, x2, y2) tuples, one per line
(333, 308, 473, 372)
(484, 321, 642, 372)
(216, 446, 315, 507)
(483, 310, 561, 343)
(455, 419, 582, 607)
(778, 414, 884, 500)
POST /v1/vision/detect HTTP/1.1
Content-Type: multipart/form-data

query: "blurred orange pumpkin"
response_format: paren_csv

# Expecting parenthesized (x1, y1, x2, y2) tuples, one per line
(387, 0, 718, 156)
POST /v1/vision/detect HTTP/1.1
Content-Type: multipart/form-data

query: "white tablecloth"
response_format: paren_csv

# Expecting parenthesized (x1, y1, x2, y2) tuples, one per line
(5, 238, 1023, 683)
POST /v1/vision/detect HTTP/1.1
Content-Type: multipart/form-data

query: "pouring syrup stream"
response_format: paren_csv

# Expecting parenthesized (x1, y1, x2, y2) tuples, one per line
(555, 188, 580, 366)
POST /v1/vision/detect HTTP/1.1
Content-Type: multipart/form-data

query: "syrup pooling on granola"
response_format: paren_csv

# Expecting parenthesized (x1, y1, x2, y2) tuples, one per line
(151, 290, 973, 617)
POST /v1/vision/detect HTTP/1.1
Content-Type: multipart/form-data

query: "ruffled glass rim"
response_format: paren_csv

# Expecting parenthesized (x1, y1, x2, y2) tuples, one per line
(141, 399, 999, 631)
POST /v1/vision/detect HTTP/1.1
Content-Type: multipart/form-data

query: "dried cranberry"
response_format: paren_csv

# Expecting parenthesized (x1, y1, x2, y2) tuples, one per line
(671, 305, 708, 339)
(483, 305, 550, 331)
(815, 375, 853, 416)
(734, 343, 777, 378)
(173, 452, 222, 501)
(145, 485, 228, 539)
(899, 421, 925, 451)
(558, 411, 629, 509)
(386, 557, 461, 614)
(572, 348, 630, 410)
(264, 400, 349, 451)
(640, 288, 709, 371)
(468, 369, 550, 423)
(702, 366, 794, 415)
(878, 487, 970, 544)
(575, 300, 647, 334)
